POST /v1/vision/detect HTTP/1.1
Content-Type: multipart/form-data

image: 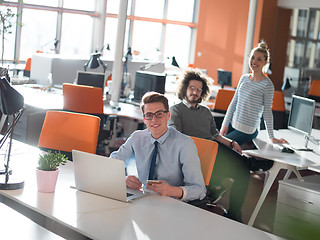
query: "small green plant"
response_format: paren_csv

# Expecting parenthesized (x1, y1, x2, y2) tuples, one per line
(38, 151, 68, 171)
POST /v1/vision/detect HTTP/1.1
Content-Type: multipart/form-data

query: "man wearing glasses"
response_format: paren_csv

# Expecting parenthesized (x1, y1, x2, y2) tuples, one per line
(110, 91, 206, 201)
(168, 68, 251, 222)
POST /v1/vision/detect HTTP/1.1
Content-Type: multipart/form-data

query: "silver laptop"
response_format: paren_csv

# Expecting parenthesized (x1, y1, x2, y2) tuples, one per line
(72, 150, 147, 202)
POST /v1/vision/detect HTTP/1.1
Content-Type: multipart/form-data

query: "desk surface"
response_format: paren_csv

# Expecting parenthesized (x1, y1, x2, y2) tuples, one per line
(0, 140, 282, 240)
(0, 203, 64, 240)
(245, 129, 320, 168)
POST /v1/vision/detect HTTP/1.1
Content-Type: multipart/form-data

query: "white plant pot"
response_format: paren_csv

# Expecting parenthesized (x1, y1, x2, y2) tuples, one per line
(36, 168, 59, 193)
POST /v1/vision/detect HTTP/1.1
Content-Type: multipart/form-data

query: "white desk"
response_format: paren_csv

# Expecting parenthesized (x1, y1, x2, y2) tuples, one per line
(0, 203, 64, 239)
(0, 140, 282, 240)
(244, 129, 320, 226)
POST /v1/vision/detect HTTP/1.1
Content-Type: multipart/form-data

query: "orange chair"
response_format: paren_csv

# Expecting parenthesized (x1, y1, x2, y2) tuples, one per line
(63, 83, 103, 114)
(23, 58, 32, 77)
(212, 89, 235, 113)
(190, 136, 219, 186)
(261, 90, 286, 130)
(38, 111, 100, 157)
(272, 90, 286, 112)
(62, 83, 117, 155)
(308, 79, 320, 102)
(211, 89, 235, 130)
(190, 136, 227, 214)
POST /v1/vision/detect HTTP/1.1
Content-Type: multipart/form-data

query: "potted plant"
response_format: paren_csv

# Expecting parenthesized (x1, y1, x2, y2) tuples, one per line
(36, 150, 68, 193)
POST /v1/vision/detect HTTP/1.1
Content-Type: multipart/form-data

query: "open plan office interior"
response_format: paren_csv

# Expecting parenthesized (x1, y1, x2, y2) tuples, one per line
(1, 0, 320, 239)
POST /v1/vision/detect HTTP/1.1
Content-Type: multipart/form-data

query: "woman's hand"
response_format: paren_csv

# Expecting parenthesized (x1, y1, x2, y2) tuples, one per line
(220, 126, 229, 136)
(271, 137, 288, 144)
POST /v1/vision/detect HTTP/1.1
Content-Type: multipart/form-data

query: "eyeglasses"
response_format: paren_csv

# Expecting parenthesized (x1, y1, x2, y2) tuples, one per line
(144, 110, 168, 120)
(188, 86, 203, 92)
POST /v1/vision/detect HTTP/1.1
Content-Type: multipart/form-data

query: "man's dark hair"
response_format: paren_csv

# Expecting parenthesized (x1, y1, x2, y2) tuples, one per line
(140, 91, 169, 113)
(176, 68, 212, 103)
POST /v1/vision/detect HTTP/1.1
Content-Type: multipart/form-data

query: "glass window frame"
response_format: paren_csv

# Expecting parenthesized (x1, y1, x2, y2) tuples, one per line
(0, 0, 199, 68)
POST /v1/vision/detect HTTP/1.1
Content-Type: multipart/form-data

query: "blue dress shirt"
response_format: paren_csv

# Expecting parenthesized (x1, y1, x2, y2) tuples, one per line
(110, 127, 206, 201)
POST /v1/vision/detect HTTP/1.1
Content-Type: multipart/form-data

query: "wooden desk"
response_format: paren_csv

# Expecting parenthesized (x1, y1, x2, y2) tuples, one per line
(244, 129, 320, 226)
(0, 140, 282, 240)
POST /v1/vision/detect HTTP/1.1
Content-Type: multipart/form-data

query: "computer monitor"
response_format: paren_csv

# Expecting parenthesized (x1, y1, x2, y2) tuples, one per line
(76, 71, 106, 92)
(217, 69, 232, 88)
(133, 71, 166, 102)
(288, 95, 315, 149)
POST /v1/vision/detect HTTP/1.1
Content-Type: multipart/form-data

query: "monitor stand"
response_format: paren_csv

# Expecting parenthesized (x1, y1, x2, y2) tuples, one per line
(290, 135, 313, 151)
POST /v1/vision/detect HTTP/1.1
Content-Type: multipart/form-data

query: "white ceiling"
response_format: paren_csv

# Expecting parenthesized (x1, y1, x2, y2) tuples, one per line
(278, 0, 320, 9)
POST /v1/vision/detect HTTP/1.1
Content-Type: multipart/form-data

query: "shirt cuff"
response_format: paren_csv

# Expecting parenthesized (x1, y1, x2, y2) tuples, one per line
(180, 186, 187, 201)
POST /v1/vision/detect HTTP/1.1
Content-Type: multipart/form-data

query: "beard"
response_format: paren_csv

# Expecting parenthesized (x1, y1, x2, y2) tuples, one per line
(186, 94, 200, 104)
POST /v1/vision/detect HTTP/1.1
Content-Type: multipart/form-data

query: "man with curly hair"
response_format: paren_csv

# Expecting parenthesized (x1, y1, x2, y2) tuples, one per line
(168, 68, 251, 222)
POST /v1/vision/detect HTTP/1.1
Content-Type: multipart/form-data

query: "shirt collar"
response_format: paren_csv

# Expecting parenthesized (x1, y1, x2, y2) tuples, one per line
(182, 99, 199, 109)
(150, 127, 170, 145)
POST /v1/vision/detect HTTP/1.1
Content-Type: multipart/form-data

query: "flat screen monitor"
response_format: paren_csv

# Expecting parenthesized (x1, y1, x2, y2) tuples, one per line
(133, 71, 166, 102)
(217, 69, 232, 88)
(76, 71, 106, 92)
(288, 95, 315, 137)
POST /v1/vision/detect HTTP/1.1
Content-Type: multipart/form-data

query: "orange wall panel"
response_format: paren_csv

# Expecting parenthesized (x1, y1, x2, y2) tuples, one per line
(195, 0, 250, 87)
(194, 0, 290, 90)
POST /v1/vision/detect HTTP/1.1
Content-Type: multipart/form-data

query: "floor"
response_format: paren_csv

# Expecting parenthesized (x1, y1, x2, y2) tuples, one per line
(216, 172, 278, 233)
(217, 169, 317, 239)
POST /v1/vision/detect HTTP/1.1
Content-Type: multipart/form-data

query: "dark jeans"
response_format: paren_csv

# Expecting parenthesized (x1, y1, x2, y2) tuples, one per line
(225, 123, 258, 146)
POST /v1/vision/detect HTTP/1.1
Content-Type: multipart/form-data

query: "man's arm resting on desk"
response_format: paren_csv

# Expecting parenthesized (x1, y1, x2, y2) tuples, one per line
(147, 181, 184, 199)
(127, 175, 185, 199)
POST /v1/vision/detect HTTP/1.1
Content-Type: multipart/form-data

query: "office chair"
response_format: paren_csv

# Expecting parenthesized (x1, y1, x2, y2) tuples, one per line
(190, 136, 218, 186)
(308, 79, 320, 102)
(38, 111, 100, 160)
(62, 83, 117, 155)
(23, 58, 31, 77)
(212, 89, 235, 113)
(63, 83, 103, 114)
(190, 136, 227, 214)
(211, 89, 235, 129)
(260, 90, 286, 130)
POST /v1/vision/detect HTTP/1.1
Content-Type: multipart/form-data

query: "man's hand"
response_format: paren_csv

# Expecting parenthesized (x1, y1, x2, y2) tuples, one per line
(232, 141, 242, 154)
(147, 180, 183, 199)
(126, 176, 142, 190)
(220, 126, 228, 136)
(271, 137, 288, 144)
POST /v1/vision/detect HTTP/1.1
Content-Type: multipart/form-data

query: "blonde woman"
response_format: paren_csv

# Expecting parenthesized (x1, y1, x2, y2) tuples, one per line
(220, 42, 287, 145)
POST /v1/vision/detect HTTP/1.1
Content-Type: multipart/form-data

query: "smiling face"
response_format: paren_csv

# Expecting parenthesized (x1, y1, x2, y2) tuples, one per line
(143, 102, 171, 139)
(185, 80, 203, 106)
(249, 50, 268, 73)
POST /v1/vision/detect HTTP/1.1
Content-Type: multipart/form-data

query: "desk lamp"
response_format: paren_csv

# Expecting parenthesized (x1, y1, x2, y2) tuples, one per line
(282, 78, 291, 91)
(171, 56, 180, 68)
(84, 50, 107, 73)
(0, 76, 26, 190)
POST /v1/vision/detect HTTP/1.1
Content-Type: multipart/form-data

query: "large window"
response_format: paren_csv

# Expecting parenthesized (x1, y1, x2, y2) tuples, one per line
(20, 8, 57, 59)
(287, 8, 320, 69)
(0, 0, 198, 68)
